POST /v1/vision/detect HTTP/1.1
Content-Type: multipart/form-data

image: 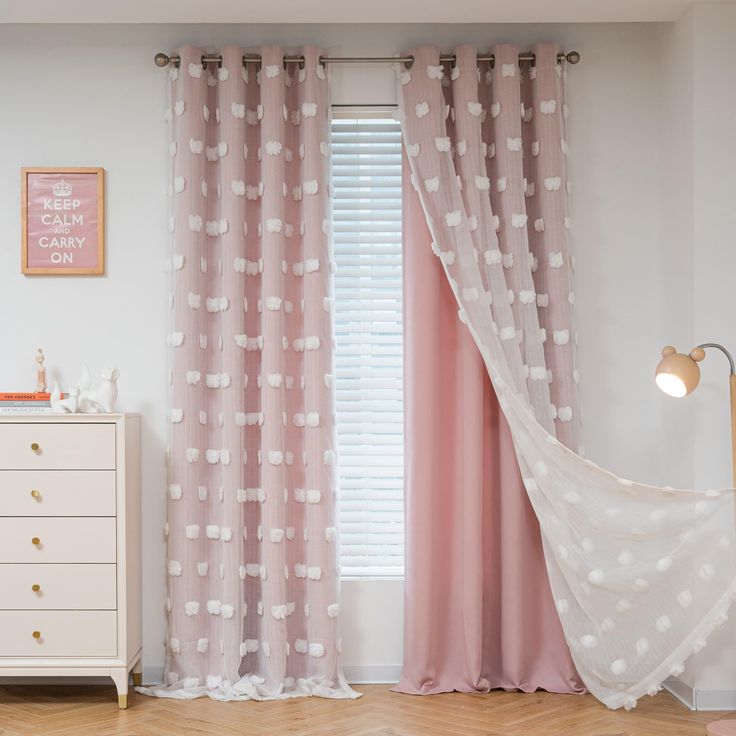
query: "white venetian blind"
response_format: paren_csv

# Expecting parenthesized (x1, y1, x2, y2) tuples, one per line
(331, 114, 404, 578)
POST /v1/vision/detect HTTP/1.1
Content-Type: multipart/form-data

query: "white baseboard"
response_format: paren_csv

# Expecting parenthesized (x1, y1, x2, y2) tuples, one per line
(2, 670, 730, 706)
(143, 666, 164, 685)
(664, 676, 695, 709)
(0, 665, 402, 688)
(142, 664, 400, 687)
(0, 676, 113, 685)
(694, 689, 736, 711)
(0, 667, 164, 687)
(665, 676, 736, 711)
(343, 665, 401, 684)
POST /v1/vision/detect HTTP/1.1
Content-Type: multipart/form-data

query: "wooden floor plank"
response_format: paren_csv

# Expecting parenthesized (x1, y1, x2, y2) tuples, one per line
(0, 683, 728, 735)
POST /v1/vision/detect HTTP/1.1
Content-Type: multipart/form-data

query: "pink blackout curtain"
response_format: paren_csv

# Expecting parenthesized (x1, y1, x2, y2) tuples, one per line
(397, 170, 583, 696)
(394, 43, 584, 695)
(152, 45, 356, 701)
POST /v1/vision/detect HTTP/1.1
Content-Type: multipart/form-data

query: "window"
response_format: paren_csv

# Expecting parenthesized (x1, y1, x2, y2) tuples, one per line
(331, 112, 404, 578)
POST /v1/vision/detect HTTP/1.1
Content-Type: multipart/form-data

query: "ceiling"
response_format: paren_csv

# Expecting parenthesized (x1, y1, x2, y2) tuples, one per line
(0, 0, 708, 23)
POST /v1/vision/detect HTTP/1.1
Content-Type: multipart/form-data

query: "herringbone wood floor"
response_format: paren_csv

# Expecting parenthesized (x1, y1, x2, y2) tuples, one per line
(0, 683, 726, 735)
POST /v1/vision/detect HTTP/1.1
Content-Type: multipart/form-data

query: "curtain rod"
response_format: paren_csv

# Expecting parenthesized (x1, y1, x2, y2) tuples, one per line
(153, 50, 581, 69)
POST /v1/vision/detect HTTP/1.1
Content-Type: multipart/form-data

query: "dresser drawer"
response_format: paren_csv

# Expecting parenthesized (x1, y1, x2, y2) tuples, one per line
(0, 518, 116, 563)
(0, 610, 117, 657)
(0, 564, 116, 610)
(0, 423, 115, 470)
(0, 470, 116, 516)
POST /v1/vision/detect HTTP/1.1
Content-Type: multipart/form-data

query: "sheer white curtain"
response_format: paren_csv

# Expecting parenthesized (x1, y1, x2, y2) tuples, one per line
(145, 45, 357, 702)
(397, 43, 736, 710)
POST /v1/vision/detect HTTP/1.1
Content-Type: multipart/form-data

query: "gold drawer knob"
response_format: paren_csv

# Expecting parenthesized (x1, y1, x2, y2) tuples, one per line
(31, 584, 40, 593)
(30, 442, 40, 453)
(31, 490, 40, 499)
(31, 537, 41, 546)
(32, 631, 41, 639)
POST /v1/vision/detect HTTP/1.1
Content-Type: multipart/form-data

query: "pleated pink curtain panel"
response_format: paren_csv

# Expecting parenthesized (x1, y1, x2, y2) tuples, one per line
(396, 171, 584, 695)
(396, 43, 581, 694)
(148, 45, 357, 701)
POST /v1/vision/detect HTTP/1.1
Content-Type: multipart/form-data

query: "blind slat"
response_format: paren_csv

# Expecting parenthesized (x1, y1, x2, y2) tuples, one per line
(333, 116, 404, 578)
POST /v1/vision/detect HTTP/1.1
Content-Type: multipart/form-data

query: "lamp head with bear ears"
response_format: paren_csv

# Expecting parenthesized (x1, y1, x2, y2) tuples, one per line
(655, 345, 706, 398)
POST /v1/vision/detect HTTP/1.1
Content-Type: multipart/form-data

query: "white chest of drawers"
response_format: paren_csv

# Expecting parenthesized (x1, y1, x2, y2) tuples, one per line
(0, 414, 141, 708)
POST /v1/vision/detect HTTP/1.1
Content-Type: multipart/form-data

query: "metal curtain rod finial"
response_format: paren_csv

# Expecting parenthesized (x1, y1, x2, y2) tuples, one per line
(154, 50, 581, 69)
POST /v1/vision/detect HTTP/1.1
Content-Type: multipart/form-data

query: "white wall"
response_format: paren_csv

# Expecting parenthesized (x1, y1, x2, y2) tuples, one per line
(0, 0, 698, 24)
(659, 3, 736, 704)
(659, 6, 696, 495)
(0, 21, 669, 682)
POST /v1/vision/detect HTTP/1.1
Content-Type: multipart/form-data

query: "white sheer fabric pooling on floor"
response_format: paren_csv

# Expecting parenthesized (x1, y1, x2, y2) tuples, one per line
(397, 43, 736, 710)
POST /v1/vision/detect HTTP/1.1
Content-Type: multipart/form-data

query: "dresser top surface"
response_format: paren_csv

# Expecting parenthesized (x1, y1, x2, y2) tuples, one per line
(0, 413, 140, 423)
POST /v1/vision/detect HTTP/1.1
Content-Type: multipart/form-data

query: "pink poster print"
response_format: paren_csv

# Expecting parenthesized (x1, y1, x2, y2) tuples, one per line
(22, 168, 105, 275)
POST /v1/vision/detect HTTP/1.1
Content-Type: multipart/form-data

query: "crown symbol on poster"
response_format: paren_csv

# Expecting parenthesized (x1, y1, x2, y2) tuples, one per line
(52, 179, 73, 197)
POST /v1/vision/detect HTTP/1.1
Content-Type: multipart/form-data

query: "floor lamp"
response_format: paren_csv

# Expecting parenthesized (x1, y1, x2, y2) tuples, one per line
(655, 343, 736, 735)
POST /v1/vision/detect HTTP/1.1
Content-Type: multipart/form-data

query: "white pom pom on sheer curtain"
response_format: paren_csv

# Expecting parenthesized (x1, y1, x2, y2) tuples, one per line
(142, 45, 357, 702)
(397, 42, 736, 710)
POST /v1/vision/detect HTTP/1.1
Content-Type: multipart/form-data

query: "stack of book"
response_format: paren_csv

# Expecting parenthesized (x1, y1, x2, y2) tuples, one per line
(0, 392, 61, 414)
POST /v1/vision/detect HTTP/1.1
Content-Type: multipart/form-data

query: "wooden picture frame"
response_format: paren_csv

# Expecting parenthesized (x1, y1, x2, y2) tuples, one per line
(21, 167, 105, 276)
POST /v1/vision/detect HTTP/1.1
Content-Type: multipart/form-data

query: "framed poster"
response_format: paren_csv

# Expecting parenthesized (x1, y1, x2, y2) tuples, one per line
(21, 167, 105, 275)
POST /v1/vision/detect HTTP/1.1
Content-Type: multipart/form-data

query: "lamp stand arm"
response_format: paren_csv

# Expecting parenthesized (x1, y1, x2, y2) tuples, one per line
(731, 374, 736, 489)
(696, 343, 736, 487)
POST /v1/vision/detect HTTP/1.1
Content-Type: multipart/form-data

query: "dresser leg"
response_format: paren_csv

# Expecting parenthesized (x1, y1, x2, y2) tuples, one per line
(132, 657, 143, 687)
(111, 668, 129, 709)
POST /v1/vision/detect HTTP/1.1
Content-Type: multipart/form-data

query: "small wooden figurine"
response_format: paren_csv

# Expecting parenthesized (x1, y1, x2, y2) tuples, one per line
(35, 348, 47, 393)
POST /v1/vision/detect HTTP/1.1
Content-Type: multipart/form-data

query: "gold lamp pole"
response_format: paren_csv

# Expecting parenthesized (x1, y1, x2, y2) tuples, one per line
(657, 347, 736, 736)
(655, 343, 736, 487)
